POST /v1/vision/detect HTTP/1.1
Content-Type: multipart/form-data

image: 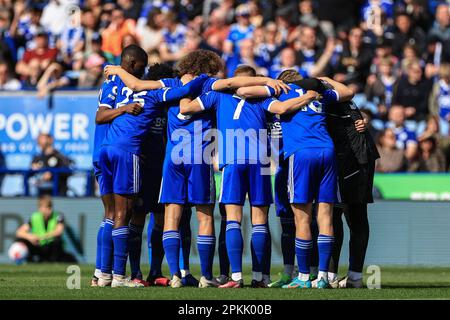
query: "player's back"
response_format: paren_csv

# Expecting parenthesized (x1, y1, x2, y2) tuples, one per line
(93, 75, 120, 163)
(162, 77, 217, 163)
(103, 78, 167, 155)
(278, 83, 335, 158)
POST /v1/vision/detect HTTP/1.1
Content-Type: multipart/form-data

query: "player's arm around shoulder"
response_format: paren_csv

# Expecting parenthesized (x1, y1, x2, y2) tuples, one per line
(317, 76, 354, 102)
(104, 65, 163, 91)
(267, 90, 321, 115)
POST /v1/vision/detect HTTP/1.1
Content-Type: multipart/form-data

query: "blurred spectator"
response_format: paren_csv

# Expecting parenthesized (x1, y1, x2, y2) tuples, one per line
(9, 2, 43, 51)
(298, 0, 319, 28)
(428, 4, 450, 43)
(409, 136, 446, 172)
(0, 10, 16, 68)
(365, 57, 397, 119)
(334, 27, 374, 93)
(392, 59, 433, 122)
(387, 104, 418, 162)
(15, 195, 76, 262)
(36, 62, 75, 97)
(136, 8, 164, 53)
(15, 31, 58, 87)
(101, 8, 136, 64)
(203, 9, 230, 52)
(57, 9, 84, 70)
(118, 0, 143, 21)
(31, 133, 73, 196)
(223, 4, 254, 55)
(77, 48, 105, 88)
(81, 9, 101, 57)
(40, 0, 77, 38)
(160, 11, 188, 63)
(0, 60, 21, 90)
(225, 38, 267, 77)
(392, 12, 426, 58)
(428, 63, 450, 135)
(375, 128, 408, 173)
(293, 26, 325, 76)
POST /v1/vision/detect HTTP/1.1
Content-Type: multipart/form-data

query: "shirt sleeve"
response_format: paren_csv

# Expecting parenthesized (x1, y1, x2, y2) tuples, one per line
(160, 78, 180, 88)
(320, 89, 340, 104)
(98, 79, 118, 109)
(197, 91, 219, 111)
(259, 97, 278, 112)
(204, 77, 219, 92)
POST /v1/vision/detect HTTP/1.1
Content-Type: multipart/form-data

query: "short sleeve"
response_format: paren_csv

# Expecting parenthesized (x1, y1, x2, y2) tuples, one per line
(320, 89, 339, 104)
(161, 78, 181, 88)
(98, 78, 118, 109)
(260, 97, 278, 112)
(197, 91, 220, 111)
(204, 77, 219, 92)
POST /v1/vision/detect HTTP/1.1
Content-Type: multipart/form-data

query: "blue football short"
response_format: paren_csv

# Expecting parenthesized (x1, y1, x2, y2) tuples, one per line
(287, 148, 337, 204)
(159, 158, 215, 205)
(219, 163, 273, 206)
(99, 146, 142, 196)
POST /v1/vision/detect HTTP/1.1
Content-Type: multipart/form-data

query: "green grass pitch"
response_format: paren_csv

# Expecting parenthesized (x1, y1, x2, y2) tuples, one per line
(1, 264, 449, 300)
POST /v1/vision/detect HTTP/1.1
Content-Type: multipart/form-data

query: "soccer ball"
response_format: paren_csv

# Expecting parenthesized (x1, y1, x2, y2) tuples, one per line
(8, 242, 29, 264)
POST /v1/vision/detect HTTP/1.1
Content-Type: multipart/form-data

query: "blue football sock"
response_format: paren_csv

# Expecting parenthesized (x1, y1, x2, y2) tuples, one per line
(226, 221, 243, 274)
(100, 218, 114, 274)
(218, 209, 229, 276)
(281, 217, 296, 267)
(163, 230, 181, 277)
(95, 220, 104, 272)
(262, 223, 272, 276)
(317, 234, 334, 272)
(148, 215, 164, 277)
(112, 226, 129, 276)
(128, 223, 143, 279)
(147, 214, 154, 266)
(251, 224, 269, 279)
(197, 235, 216, 280)
(179, 208, 192, 272)
(295, 238, 313, 275)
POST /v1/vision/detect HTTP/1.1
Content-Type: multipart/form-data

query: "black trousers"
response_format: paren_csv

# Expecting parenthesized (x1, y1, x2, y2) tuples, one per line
(17, 237, 77, 263)
(311, 203, 370, 274)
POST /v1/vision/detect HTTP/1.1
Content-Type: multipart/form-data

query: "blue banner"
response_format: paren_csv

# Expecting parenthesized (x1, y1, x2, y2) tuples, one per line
(0, 92, 97, 169)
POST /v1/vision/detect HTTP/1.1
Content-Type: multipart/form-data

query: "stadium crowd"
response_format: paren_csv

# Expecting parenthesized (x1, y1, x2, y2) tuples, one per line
(0, 0, 450, 173)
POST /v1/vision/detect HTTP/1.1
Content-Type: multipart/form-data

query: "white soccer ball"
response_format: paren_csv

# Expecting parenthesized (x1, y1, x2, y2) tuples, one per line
(8, 242, 29, 264)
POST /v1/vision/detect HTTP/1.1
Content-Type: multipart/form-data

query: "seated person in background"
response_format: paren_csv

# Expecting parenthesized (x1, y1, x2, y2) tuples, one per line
(375, 128, 408, 173)
(0, 61, 21, 91)
(15, 31, 58, 87)
(428, 63, 450, 136)
(387, 105, 418, 162)
(31, 133, 73, 196)
(15, 195, 76, 262)
(409, 136, 447, 172)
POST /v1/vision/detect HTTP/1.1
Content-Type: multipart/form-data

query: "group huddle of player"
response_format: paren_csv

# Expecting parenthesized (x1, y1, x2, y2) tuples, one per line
(90, 44, 370, 290)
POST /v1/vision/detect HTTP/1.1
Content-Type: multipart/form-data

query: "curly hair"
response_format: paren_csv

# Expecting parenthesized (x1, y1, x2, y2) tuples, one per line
(176, 49, 223, 77)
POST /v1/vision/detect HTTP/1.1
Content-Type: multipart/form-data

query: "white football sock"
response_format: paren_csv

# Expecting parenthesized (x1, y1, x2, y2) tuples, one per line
(298, 273, 310, 281)
(231, 272, 242, 281)
(318, 271, 328, 281)
(328, 272, 338, 282)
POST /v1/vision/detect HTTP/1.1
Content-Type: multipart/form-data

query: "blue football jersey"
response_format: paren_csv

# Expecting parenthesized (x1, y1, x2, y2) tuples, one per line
(162, 77, 218, 164)
(93, 75, 119, 163)
(102, 85, 174, 155)
(392, 126, 417, 150)
(197, 91, 270, 169)
(260, 83, 339, 158)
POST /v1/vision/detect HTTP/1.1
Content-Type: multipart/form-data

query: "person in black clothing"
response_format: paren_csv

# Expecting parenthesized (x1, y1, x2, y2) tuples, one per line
(291, 76, 380, 288)
(31, 133, 73, 196)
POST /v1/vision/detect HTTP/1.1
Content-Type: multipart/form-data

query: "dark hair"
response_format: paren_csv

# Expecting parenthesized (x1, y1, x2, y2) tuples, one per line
(147, 8, 162, 29)
(233, 65, 256, 77)
(176, 49, 223, 76)
(121, 44, 148, 65)
(145, 63, 177, 80)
